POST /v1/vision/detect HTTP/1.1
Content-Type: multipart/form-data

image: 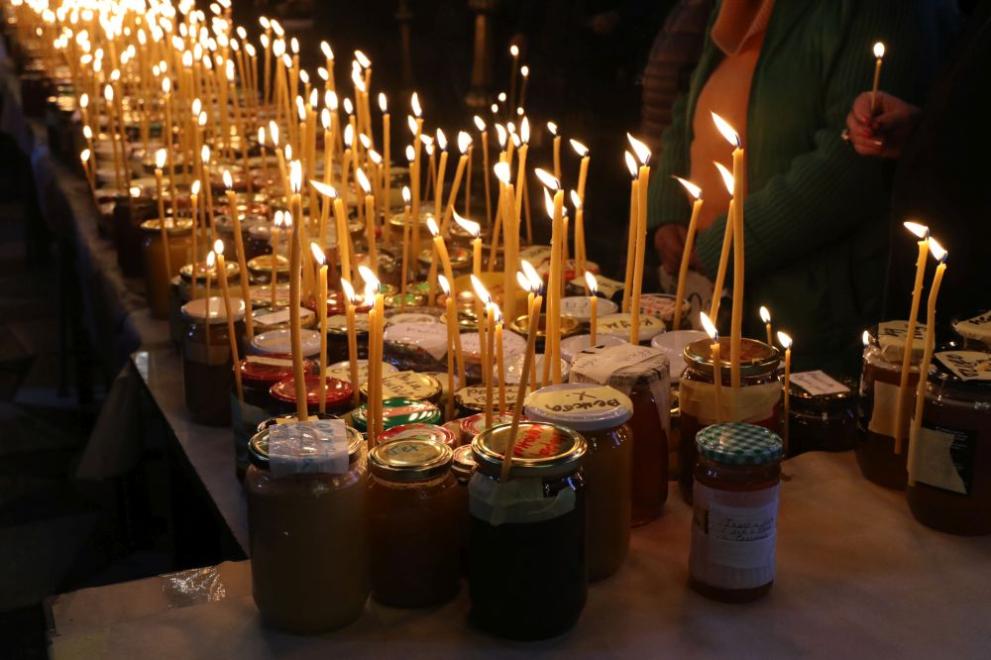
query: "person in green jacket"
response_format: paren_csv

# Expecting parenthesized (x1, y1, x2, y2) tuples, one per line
(648, 0, 957, 374)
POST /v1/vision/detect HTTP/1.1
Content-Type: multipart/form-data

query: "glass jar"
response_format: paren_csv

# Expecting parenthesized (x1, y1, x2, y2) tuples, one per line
(251, 306, 316, 335)
(379, 422, 460, 448)
(368, 439, 461, 607)
(172, 260, 241, 347)
(250, 328, 322, 358)
(856, 322, 924, 490)
(469, 422, 587, 640)
(360, 370, 443, 405)
(247, 253, 289, 285)
(351, 397, 442, 433)
(785, 371, 857, 456)
(679, 337, 781, 502)
(951, 311, 991, 351)
(570, 344, 672, 526)
(141, 218, 193, 319)
(181, 297, 245, 426)
(508, 314, 581, 355)
(383, 321, 450, 373)
(452, 444, 476, 575)
(907, 350, 991, 535)
(524, 383, 633, 581)
(268, 374, 354, 417)
(596, 312, 666, 345)
(459, 331, 527, 384)
(560, 333, 628, 364)
(245, 422, 368, 633)
(328, 312, 370, 364)
(690, 423, 783, 603)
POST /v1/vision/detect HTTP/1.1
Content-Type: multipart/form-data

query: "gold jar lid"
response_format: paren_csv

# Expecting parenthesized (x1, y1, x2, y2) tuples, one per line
(369, 439, 452, 483)
(247, 253, 289, 274)
(509, 313, 580, 339)
(416, 245, 471, 269)
(360, 370, 442, 402)
(140, 217, 194, 236)
(472, 421, 586, 479)
(179, 259, 240, 283)
(684, 336, 780, 378)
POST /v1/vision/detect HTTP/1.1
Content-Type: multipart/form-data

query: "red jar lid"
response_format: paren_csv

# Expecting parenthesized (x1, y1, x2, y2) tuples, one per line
(269, 374, 353, 407)
(379, 422, 459, 448)
(240, 354, 314, 385)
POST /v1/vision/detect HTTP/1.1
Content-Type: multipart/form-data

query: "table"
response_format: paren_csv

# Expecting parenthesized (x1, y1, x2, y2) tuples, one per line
(46, 451, 991, 658)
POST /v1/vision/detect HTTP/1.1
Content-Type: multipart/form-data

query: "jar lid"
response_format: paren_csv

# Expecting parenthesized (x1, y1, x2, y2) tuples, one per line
(269, 374, 353, 407)
(252, 306, 315, 329)
(382, 321, 449, 362)
(459, 411, 520, 440)
(570, 344, 670, 389)
(139, 217, 193, 235)
(637, 293, 690, 322)
(932, 350, 991, 389)
(181, 296, 246, 324)
(508, 313, 581, 339)
(524, 383, 633, 432)
(417, 244, 471, 268)
(455, 385, 521, 412)
(179, 259, 240, 284)
(560, 333, 628, 364)
(472, 421, 587, 479)
(251, 328, 322, 356)
(451, 444, 477, 480)
(460, 330, 527, 360)
(369, 439, 453, 482)
(684, 337, 780, 378)
(255, 412, 341, 432)
(326, 359, 398, 384)
(951, 311, 991, 346)
(871, 320, 927, 364)
(379, 422, 459, 448)
(360, 371, 442, 402)
(651, 330, 707, 382)
(385, 291, 428, 309)
(328, 312, 370, 334)
(695, 423, 783, 466)
(560, 295, 618, 321)
(249, 421, 364, 470)
(351, 397, 442, 431)
(597, 312, 666, 340)
(503, 353, 569, 385)
(386, 310, 443, 326)
(247, 254, 289, 274)
(240, 353, 314, 385)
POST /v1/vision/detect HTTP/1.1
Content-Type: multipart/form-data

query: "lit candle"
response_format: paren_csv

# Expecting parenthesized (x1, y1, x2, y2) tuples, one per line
(212, 241, 243, 403)
(441, 132, 472, 232)
(535, 170, 565, 383)
(777, 331, 793, 453)
(190, 180, 202, 301)
(378, 93, 391, 229)
(471, 275, 494, 425)
(907, 237, 947, 485)
(288, 162, 309, 421)
(585, 271, 599, 344)
(400, 184, 412, 293)
(508, 44, 520, 111)
(870, 42, 886, 114)
(489, 161, 513, 273)
(340, 278, 362, 407)
(355, 167, 377, 276)
(310, 243, 329, 415)
(700, 312, 722, 422)
(80, 149, 95, 193)
(894, 221, 930, 453)
(672, 176, 703, 331)
(760, 305, 773, 346)
(205, 251, 215, 346)
(439, 274, 457, 420)
(569, 190, 583, 285)
(428, 216, 456, 305)
(311, 179, 349, 286)
(547, 121, 561, 182)
(627, 134, 651, 345)
(454, 211, 483, 278)
(571, 139, 590, 205)
(410, 93, 424, 271)
(622, 152, 639, 314)
(153, 149, 173, 280)
(474, 115, 492, 229)
(709, 162, 736, 322)
(495, 307, 506, 414)
(360, 265, 385, 443)
(224, 170, 253, 340)
(434, 128, 449, 228)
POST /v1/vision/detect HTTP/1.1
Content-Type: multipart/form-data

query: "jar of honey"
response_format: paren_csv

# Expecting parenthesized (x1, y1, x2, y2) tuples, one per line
(368, 439, 462, 607)
(907, 350, 991, 535)
(181, 297, 245, 426)
(524, 383, 633, 581)
(141, 218, 193, 319)
(690, 423, 783, 602)
(469, 422, 587, 640)
(246, 421, 368, 633)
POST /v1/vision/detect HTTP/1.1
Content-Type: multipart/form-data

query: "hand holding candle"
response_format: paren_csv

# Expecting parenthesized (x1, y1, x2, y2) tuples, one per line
(870, 41, 885, 114)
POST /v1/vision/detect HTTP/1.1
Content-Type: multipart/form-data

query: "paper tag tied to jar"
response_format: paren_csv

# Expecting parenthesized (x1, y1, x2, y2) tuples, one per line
(572, 343, 661, 385)
(953, 311, 991, 343)
(789, 370, 850, 396)
(877, 320, 927, 363)
(268, 419, 350, 476)
(935, 351, 991, 382)
(469, 473, 576, 526)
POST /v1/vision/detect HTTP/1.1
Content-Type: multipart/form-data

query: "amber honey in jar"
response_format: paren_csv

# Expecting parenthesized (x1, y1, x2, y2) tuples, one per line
(246, 421, 368, 633)
(690, 423, 783, 603)
(367, 439, 462, 607)
(141, 218, 193, 319)
(469, 422, 587, 640)
(856, 322, 925, 490)
(907, 350, 991, 535)
(524, 383, 633, 581)
(570, 344, 672, 526)
(181, 297, 245, 426)
(679, 337, 781, 502)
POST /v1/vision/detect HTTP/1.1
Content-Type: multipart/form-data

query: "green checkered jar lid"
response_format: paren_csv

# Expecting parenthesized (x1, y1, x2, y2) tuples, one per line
(695, 423, 783, 466)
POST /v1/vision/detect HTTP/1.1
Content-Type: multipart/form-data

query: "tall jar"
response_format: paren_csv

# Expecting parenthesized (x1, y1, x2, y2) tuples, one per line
(679, 337, 781, 502)
(524, 383, 633, 581)
(570, 344, 672, 526)
(856, 322, 924, 490)
(245, 422, 368, 633)
(469, 422, 587, 640)
(368, 439, 462, 607)
(141, 218, 193, 319)
(690, 423, 783, 603)
(181, 297, 245, 426)
(907, 350, 991, 535)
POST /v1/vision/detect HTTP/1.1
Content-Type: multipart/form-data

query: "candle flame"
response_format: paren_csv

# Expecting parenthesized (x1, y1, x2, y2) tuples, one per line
(406, 115, 418, 135)
(411, 92, 422, 118)
(759, 305, 771, 324)
(320, 41, 333, 60)
(341, 278, 358, 305)
(426, 216, 440, 236)
(627, 133, 651, 165)
(80, 148, 90, 163)
(546, 121, 558, 136)
(222, 169, 233, 190)
(200, 145, 211, 163)
(929, 237, 948, 262)
(268, 121, 279, 145)
(359, 134, 372, 150)
(343, 97, 354, 115)
(522, 259, 542, 291)
(714, 162, 735, 195)
(83, 125, 92, 140)
(534, 167, 559, 191)
(378, 92, 387, 113)
(310, 179, 337, 199)
(162, 77, 171, 94)
(520, 117, 530, 144)
(862, 329, 870, 347)
(191, 179, 201, 196)
(521, 65, 530, 78)
(873, 41, 885, 59)
(343, 124, 354, 147)
(457, 131, 472, 154)
(498, 92, 508, 103)
(569, 189, 582, 209)
(402, 186, 411, 204)
(584, 271, 598, 294)
(494, 161, 512, 185)
(510, 44, 519, 57)
(700, 311, 718, 340)
(103, 84, 113, 102)
(327, 90, 339, 110)
(213, 239, 224, 256)
(436, 128, 448, 151)
(354, 49, 371, 69)
(369, 150, 383, 165)
(206, 250, 216, 268)
(903, 220, 929, 239)
(358, 264, 380, 291)
(473, 115, 486, 132)
(711, 112, 741, 149)
(453, 211, 480, 237)
(405, 145, 415, 162)
(673, 176, 702, 200)
(438, 274, 451, 296)
(155, 148, 167, 170)
(495, 124, 507, 147)
(321, 108, 331, 130)
(624, 151, 637, 178)
(516, 271, 530, 292)
(777, 331, 793, 350)
(570, 139, 588, 157)
(290, 160, 302, 193)
(355, 168, 372, 194)
(470, 274, 492, 305)
(310, 242, 326, 265)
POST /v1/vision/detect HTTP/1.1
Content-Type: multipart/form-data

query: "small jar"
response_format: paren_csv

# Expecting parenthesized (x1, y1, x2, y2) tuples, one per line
(245, 422, 368, 633)
(141, 218, 193, 319)
(560, 333, 628, 364)
(856, 322, 924, 490)
(368, 439, 462, 607)
(250, 328, 322, 358)
(351, 397, 442, 433)
(679, 337, 781, 502)
(181, 297, 245, 426)
(459, 331, 527, 384)
(503, 353, 570, 385)
(383, 321, 450, 373)
(596, 312, 666, 346)
(785, 371, 857, 456)
(524, 383, 633, 581)
(452, 444, 477, 575)
(637, 293, 692, 331)
(247, 253, 289, 285)
(361, 370, 443, 405)
(951, 311, 991, 351)
(508, 314, 580, 355)
(469, 422, 587, 640)
(560, 295, 619, 325)
(326, 359, 398, 388)
(379, 422, 460, 448)
(690, 423, 783, 603)
(268, 374, 354, 417)
(328, 312, 370, 364)
(251, 305, 316, 334)
(570, 344, 672, 526)
(907, 350, 991, 535)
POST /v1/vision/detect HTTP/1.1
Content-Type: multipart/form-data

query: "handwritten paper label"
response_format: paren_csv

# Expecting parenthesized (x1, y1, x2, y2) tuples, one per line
(459, 331, 527, 359)
(326, 360, 397, 384)
(912, 425, 973, 495)
(594, 274, 625, 300)
(380, 371, 441, 400)
(560, 296, 618, 320)
(693, 484, 778, 574)
(526, 385, 630, 417)
(268, 419, 349, 477)
(571, 343, 663, 385)
(790, 370, 850, 396)
(457, 385, 520, 409)
(953, 311, 991, 343)
(519, 244, 552, 266)
(383, 321, 449, 361)
(598, 312, 665, 339)
(329, 313, 370, 332)
(246, 355, 294, 368)
(877, 320, 926, 363)
(935, 351, 991, 382)
(867, 380, 900, 438)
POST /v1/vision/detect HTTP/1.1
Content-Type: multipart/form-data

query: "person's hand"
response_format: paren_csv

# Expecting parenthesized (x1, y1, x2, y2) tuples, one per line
(845, 91, 921, 159)
(654, 225, 697, 275)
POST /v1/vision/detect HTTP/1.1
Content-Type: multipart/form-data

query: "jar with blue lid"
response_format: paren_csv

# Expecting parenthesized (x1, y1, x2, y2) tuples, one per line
(690, 423, 783, 603)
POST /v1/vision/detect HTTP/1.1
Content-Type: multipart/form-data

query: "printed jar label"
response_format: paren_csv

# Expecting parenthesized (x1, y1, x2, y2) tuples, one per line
(691, 483, 779, 589)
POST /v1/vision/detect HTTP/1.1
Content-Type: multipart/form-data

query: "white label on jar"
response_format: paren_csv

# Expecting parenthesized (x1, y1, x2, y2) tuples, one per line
(594, 274, 625, 299)
(254, 308, 300, 326)
(867, 380, 900, 438)
(935, 351, 991, 382)
(790, 370, 850, 396)
(383, 322, 449, 360)
(268, 419, 349, 476)
(877, 321, 926, 363)
(691, 483, 778, 589)
(468, 473, 576, 526)
(245, 355, 294, 368)
(912, 425, 971, 495)
(572, 343, 663, 385)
